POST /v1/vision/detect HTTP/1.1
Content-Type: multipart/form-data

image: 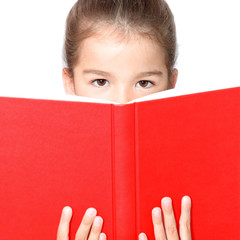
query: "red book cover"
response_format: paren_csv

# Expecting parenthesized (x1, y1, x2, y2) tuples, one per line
(0, 87, 239, 240)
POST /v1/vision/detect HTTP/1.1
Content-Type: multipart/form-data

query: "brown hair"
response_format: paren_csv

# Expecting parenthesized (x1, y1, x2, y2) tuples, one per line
(63, 0, 177, 80)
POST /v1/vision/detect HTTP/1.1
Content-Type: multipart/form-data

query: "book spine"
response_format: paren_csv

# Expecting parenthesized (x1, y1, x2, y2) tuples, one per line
(111, 104, 136, 240)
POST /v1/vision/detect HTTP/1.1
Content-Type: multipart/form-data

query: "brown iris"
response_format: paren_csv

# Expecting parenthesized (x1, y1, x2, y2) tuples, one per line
(139, 80, 149, 87)
(96, 79, 107, 86)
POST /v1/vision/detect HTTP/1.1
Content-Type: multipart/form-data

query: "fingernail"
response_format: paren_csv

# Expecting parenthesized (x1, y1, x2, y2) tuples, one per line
(162, 197, 172, 206)
(139, 233, 147, 240)
(182, 196, 191, 204)
(86, 208, 97, 216)
(93, 216, 103, 226)
(63, 206, 72, 215)
(99, 233, 106, 240)
(152, 207, 161, 217)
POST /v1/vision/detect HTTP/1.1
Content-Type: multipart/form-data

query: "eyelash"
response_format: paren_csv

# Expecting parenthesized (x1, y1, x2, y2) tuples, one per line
(91, 79, 154, 88)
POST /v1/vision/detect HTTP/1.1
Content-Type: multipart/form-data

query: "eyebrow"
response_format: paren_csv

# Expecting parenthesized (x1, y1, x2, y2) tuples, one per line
(136, 71, 163, 78)
(83, 69, 111, 77)
(83, 69, 163, 78)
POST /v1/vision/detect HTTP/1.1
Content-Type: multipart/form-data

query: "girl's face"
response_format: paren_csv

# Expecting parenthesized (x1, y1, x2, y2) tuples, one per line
(63, 32, 178, 104)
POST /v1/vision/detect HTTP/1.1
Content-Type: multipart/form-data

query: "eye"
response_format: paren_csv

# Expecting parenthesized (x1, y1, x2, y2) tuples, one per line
(136, 80, 153, 88)
(92, 79, 109, 87)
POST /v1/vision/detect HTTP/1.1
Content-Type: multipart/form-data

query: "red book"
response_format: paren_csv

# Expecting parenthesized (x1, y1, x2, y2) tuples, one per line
(0, 87, 239, 240)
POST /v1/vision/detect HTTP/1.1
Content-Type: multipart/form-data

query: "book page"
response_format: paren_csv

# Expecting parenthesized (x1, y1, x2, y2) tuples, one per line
(0, 82, 239, 104)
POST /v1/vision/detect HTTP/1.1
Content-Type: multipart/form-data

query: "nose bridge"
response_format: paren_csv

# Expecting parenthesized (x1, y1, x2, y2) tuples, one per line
(114, 85, 132, 104)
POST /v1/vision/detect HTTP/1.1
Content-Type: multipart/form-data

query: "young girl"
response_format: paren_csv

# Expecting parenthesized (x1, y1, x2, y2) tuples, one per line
(58, 0, 192, 239)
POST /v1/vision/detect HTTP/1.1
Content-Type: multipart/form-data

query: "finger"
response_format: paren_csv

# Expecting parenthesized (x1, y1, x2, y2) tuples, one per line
(99, 233, 107, 240)
(88, 216, 103, 240)
(161, 197, 179, 240)
(179, 196, 192, 240)
(75, 208, 97, 240)
(152, 207, 167, 240)
(139, 233, 148, 240)
(57, 206, 73, 240)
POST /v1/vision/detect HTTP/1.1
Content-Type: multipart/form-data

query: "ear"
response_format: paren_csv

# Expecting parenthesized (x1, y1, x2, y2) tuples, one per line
(168, 68, 178, 89)
(62, 68, 76, 95)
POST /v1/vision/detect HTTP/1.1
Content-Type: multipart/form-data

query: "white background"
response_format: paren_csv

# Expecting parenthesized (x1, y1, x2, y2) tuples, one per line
(0, 0, 239, 98)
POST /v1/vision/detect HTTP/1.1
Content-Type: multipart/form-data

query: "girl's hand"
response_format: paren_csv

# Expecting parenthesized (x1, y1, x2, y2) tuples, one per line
(139, 196, 192, 240)
(57, 207, 106, 240)
(57, 196, 191, 240)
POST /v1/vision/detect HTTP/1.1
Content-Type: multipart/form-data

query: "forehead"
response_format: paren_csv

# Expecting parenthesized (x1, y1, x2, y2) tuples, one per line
(76, 27, 167, 70)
